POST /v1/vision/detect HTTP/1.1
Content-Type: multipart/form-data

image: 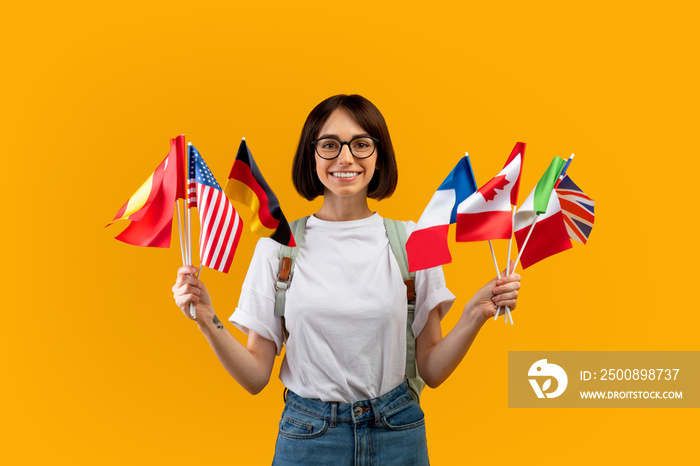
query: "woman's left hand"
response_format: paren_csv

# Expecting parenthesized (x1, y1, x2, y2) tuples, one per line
(467, 260, 521, 322)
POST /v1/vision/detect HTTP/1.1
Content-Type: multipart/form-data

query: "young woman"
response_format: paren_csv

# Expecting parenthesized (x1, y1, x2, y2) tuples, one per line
(172, 94, 521, 465)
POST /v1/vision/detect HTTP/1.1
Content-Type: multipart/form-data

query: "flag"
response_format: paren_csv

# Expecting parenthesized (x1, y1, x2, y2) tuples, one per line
(189, 146, 243, 273)
(109, 137, 182, 225)
(455, 142, 525, 242)
(556, 174, 595, 244)
(108, 141, 180, 248)
(406, 156, 477, 272)
(224, 139, 295, 247)
(513, 158, 572, 268)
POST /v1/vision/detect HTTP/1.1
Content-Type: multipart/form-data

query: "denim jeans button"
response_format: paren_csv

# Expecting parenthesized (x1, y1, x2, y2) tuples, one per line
(354, 406, 363, 417)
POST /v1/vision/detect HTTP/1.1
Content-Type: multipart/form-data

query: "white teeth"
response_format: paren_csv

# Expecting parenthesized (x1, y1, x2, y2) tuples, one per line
(332, 172, 359, 178)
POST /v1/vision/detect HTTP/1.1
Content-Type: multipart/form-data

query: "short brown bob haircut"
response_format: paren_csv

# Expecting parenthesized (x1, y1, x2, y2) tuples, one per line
(292, 94, 398, 201)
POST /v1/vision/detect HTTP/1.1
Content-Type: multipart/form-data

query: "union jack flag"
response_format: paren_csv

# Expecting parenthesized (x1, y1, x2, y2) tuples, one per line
(188, 145, 243, 273)
(555, 175, 595, 244)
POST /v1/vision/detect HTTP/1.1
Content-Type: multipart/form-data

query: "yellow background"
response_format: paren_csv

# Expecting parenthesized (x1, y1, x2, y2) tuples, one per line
(2, 1, 698, 464)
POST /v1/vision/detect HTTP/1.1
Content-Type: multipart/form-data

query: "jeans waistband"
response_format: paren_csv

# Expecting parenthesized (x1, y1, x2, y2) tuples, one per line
(284, 380, 413, 426)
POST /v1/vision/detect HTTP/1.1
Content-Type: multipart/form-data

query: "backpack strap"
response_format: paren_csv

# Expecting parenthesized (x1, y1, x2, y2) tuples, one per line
(383, 219, 418, 379)
(275, 216, 308, 318)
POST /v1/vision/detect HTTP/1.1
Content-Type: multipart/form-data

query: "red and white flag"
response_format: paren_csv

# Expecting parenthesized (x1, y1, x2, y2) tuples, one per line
(514, 186, 572, 269)
(188, 145, 242, 273)
(455, 142, 525, 242)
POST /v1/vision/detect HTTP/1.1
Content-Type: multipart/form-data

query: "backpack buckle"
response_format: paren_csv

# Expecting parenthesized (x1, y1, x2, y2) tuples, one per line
(278, 257, 293, 283)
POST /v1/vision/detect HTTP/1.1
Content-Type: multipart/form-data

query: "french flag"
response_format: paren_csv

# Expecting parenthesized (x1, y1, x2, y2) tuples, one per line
(455, 142, 525, 242)
(406, 156, 477, 272)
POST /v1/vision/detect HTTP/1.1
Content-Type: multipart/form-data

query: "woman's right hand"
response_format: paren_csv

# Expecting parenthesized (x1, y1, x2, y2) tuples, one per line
(172, 265, 213, 323)
(171, 267, 277, 395)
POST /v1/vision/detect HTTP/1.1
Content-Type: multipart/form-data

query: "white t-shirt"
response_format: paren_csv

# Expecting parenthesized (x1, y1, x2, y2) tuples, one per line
(229, 213, 455, 403)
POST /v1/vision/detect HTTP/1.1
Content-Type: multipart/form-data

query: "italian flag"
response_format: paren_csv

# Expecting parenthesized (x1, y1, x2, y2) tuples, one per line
(513, 157, 572, 268)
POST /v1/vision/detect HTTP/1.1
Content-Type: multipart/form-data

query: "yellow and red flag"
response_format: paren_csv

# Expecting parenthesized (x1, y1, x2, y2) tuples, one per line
(107, 135, 186, 247)
(224, 139, 295, 247)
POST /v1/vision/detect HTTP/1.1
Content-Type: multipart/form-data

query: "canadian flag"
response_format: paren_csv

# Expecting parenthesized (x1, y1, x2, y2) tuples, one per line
(455, 142, 525, 242)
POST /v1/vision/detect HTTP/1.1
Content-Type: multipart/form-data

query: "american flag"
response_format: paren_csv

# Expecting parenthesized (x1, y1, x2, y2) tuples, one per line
(555, 174, 595, 244)
(188, 145, 242, 273)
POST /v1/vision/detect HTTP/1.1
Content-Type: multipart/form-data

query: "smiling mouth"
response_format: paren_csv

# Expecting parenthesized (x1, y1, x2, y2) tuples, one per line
(331, 172, 361, 178)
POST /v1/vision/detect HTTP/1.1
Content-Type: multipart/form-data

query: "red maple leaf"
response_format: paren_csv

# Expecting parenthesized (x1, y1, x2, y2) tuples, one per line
(478, 175, 510, 202)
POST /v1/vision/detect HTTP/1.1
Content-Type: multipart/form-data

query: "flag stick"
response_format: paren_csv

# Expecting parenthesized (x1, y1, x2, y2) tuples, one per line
(179, 134, 189, 268)
(186, 209, 192, 265)
(185, 142, 193, 268)
(506, 206, 515, 274)
(187, 265, 202, 318)
(176, 200, 186, 266)
(488, 240, 514, 323)
(553, 154, 575, 189)
(187, 228, 195, 320)
(187, 211, 195, 319)
(186, 142, 196, 319)
(186, 207, 192, 266)
(505, 206, 516, 325)
(188, 300, 196, 319)
(488, 240, 502, 321)
(512, 215, 539, 272)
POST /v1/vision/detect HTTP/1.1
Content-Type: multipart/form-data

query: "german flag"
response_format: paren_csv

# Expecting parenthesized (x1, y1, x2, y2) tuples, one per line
(224, 139, 296, 247)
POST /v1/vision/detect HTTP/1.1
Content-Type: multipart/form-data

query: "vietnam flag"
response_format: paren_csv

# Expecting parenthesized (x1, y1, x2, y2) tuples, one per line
(455, 142, 525, 242)
(406, 156, 477, 272)
(224, 139, 295, 247)
(513, 157, 572, 268)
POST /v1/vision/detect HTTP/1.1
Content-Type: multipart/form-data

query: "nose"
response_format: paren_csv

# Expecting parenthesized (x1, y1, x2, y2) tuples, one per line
(337, 143, 354, 164)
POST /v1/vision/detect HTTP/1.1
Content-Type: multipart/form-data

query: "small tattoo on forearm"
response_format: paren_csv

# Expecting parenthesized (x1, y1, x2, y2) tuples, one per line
(213, 315, 224, 329)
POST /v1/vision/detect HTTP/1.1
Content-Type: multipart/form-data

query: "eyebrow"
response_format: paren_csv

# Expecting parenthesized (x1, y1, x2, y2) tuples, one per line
(317, 133, 373, 140)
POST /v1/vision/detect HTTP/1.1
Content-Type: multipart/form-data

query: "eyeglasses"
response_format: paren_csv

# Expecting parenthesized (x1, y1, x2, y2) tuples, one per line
(311, 136, 379, 160)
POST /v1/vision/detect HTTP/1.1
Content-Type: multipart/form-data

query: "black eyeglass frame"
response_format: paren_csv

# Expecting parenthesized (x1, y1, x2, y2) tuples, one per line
(310, 136, 380, 160)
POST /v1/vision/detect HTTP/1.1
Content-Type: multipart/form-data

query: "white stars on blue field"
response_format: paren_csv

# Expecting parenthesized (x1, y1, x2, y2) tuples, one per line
(189, 147, 222, 191)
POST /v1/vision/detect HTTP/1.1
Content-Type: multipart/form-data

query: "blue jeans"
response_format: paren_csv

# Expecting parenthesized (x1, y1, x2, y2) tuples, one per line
(273, 380, 429, 465)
